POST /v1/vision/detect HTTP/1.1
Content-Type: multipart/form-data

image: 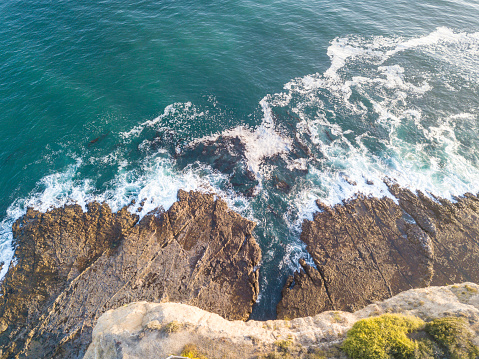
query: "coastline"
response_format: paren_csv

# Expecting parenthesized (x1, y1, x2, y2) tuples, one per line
(1, 185, 479, 357)
(278, 183, 479, 319)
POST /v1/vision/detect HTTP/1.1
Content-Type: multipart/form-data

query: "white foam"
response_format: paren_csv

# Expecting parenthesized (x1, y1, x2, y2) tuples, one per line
(386, 27, 479, 57)
(449, 113, 476, 120)
(262, 27, 479, 226)
(325, 37, 383, 81)
(0, 159, 93, 283)
(100, 157, 232, 218)
(0, 154, 240, 283)
(120, 103, 178, 140)
(189, 98, 292, 186)
(0, 218, 16, 282)
(119, 102, 207, 142)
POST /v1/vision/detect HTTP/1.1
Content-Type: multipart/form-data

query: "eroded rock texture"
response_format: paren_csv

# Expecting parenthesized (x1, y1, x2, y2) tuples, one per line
(0, 190, 261, 358)
(278, 185, 479, 319)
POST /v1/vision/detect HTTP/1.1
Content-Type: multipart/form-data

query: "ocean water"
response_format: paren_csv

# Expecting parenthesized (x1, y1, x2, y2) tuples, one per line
(1, 0, 478, 319)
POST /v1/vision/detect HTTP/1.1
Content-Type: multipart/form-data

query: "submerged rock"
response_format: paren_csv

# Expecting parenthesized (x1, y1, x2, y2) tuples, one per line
(84, 283, 479, 359)
(278, 185, 479, 319)
(0, 191, 261, 358)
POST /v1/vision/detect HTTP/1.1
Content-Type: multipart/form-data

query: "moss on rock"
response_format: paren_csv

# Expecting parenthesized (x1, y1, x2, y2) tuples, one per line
(425, 317, 479, 359)
(181, 344, 209, 359)
(341, 314, 479, 359)
(341, 314, 425, 359)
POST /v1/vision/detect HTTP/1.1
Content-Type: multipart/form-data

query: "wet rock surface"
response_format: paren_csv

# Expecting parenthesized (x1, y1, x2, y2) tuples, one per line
(176, 135, 258, 197)
(0, 190, 261, 358)
(278, 185, 479, 319)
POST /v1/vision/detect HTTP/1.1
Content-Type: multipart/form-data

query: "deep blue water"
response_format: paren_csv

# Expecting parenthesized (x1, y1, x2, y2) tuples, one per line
(1, 0, 479, 319)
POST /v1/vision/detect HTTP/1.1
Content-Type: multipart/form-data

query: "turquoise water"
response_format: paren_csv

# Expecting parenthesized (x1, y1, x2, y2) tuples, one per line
(1, 0, 479, 319)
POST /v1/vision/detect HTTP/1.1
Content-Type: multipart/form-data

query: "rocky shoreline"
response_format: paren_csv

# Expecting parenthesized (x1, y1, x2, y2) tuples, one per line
(0, 191, 261, 358)
(1, 186, 479, 358)
(278, 185, 479, 319)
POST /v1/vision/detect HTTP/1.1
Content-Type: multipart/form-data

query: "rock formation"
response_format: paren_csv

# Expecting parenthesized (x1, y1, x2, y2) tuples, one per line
(84, 283, 479, 359)
(278, 185, 479, 319)
(0, 190, 261, 358)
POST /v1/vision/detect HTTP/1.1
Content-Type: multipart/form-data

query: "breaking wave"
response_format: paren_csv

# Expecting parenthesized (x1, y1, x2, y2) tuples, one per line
(1, 28, 479, 317)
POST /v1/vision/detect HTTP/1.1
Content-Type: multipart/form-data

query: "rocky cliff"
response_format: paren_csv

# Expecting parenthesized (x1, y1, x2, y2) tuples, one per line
(0, 190, 261, 358)
(278, 185, 479, 319)
(84, 282, 479, 359)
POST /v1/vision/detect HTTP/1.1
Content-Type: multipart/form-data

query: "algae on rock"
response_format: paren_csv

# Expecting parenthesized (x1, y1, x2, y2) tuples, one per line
(181, 344, 209, 359)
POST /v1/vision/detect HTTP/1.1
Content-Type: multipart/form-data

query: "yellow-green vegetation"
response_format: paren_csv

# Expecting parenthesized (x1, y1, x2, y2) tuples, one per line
(258, 338, 328, 359)
(181, 344, 208, 359)
(274, 339, 293, 352)
(342, 314, 479, 359)
(464, 284, 478, 293)
(341, 314, 425, 359)
(331, 311, 343, 323)
(259, 350, 325, 359)
(305, 348, 329, 359)
(163, 320, 181, 334)
(260, 353, 292, 359)
(424, 317, 479, 359)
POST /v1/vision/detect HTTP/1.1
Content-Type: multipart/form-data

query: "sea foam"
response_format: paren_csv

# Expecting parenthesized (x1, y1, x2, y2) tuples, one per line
(1, 27, 479, 284)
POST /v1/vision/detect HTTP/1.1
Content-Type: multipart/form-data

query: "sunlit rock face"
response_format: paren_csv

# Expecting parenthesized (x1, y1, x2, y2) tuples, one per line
(278, 186, 479, 319)
(0, 191, 261, 358)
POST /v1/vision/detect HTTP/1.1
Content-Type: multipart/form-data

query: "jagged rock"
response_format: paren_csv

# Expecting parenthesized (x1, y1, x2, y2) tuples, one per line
(84, 283, 479, 359)
(0, 202, 138, 357)
(278, 186, 479, 319)
(276, 259, 333, 319)
(0, 191, 261, 358)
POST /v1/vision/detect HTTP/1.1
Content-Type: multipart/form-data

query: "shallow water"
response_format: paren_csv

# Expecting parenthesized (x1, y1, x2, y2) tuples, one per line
(1, 0, 479, 319)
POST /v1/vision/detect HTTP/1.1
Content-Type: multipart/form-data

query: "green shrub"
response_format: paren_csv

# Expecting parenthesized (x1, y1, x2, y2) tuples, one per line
(305, 348, 328, 359)
(412, 340, 435, 359)
(341, 314, 425, 359)
(425, 317, 479, 359)
(342, 314, 479, 359)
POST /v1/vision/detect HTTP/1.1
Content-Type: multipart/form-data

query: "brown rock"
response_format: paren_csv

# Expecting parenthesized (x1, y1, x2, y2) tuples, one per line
(0, 202, 138, 354)
(278, 186, 479, 319)
(0, 191, 261, 358)
(276, 259, 333, 319)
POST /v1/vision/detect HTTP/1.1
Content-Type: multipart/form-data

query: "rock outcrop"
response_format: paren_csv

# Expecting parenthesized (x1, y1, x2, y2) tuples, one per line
(84, 283, 479, 359)
(0, 190, 261, 358)
(278, 185, 479, 319)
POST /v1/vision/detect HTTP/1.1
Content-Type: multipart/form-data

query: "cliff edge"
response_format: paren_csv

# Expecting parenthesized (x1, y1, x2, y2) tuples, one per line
(84, 282, 479, 359)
